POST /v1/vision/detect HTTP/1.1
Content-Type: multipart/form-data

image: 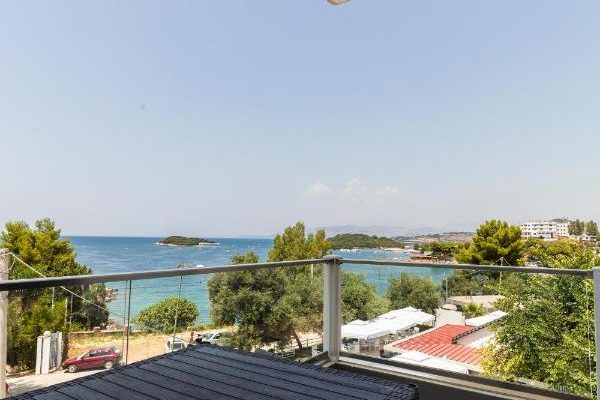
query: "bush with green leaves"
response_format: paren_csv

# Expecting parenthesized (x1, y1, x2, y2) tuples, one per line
(462, 302, 484, 318)
(135, 297, 199, 333)
(342, 272, 388, 323)
(386, 273, 441, 314)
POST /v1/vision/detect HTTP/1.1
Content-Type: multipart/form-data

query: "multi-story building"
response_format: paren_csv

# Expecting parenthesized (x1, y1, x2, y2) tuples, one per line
(520, 218, 570, 240)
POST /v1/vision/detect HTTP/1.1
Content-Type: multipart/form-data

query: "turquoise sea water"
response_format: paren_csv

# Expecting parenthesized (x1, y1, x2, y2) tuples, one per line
(68, 236, 450, 325)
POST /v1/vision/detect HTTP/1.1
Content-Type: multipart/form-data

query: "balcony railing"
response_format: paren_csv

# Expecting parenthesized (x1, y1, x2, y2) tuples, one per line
(0, 251, 597, 399)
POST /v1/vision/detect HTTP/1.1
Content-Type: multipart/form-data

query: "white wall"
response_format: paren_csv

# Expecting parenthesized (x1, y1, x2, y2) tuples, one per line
(456, 327, 493, 348)
(435, 309, 465, 327)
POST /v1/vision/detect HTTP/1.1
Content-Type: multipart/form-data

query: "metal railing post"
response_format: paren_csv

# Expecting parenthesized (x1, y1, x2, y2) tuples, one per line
(0, 249, 9, 399)
(323, 255, 343, 362)
(593, 267, 600, 399)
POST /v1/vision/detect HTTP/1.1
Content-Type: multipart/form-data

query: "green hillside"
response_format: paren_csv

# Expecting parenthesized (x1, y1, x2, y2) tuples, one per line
(327, 234, 404, 249)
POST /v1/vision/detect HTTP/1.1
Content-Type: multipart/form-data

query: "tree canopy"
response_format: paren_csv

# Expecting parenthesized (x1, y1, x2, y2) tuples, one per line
(1, 218, 109, 369)
(135, 297, 199, 333)
(418, 241, 462, 259)
(455, 220, 524, 265)
(208, 250, 323, 349)
(208, 222, 390, 350)
(462, 302, 484, 318)
(483, 241, 599, 396)
(209, 223, 330, 350)
(327, 234, 404, 250)
(268, 222, 330, 262)
(585, 220, 598, 238)
(342, 272, 388, 323)
(445, 220, 525, 297)
(568, 219, 585, 236)
(386, 273, 441, 314)
(2, 218, 92, 278)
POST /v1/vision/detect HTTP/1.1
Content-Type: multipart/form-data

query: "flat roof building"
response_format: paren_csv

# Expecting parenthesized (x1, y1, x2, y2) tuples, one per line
(520, 219, 570, 240)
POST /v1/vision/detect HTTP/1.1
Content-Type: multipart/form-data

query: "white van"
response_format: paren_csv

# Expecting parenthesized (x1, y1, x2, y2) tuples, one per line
(165, 338, 187, 353)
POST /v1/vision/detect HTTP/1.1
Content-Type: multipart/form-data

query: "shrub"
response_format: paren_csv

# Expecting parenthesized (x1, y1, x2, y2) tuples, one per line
(135, 297, 199, 333)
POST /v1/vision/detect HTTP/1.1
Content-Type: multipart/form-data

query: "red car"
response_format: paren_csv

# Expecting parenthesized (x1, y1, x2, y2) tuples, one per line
(63, 346, 121, 373)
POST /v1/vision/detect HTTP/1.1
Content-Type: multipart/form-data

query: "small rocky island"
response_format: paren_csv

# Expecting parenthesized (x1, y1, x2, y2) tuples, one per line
(157, 236, 216, 247)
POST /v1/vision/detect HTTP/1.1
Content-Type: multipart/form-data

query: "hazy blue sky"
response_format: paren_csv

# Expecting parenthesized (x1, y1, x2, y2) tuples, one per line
(1, 1, 599, 237)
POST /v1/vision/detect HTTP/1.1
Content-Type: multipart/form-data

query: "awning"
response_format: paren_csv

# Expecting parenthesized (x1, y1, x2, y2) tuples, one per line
(341, 307, 436, 340)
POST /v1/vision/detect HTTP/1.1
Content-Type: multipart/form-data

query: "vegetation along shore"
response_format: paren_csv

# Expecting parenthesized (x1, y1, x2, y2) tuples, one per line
(156, 235, 216, 247)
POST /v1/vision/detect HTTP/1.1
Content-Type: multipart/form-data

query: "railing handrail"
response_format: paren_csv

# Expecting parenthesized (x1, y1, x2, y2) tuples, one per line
(0, 258, 332, 291)
(0, 255, 593, 291)
(343, 258, 593, 277)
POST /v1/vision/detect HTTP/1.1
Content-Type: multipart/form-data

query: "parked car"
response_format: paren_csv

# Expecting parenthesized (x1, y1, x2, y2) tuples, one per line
(202, 332, 222, 345)
(165, 338, 187, 353)
(63, 347, 121, 373)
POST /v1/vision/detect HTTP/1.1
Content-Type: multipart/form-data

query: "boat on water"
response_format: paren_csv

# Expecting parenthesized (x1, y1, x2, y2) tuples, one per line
(176, 263, 205, 269)
(338, 248, 359, 253)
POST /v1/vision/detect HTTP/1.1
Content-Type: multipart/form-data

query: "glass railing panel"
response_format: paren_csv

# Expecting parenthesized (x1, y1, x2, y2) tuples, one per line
(6, 279, 129, 396)
(201, 262, 324, 361)
(120, 275, 208, 365)
(340, 262, 443, 358)
(482, 270, 595, 399)
(340, 262, 596, 399)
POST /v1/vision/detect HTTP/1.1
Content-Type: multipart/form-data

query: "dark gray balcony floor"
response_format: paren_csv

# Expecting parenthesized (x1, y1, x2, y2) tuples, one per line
(10, 345, 418, 400)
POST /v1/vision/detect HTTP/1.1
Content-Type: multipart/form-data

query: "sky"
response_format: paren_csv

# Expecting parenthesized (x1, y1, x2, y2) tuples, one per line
(1, 1, 599, 237)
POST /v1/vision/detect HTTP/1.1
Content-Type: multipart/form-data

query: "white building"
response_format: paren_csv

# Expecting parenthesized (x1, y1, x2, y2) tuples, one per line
(520, 218, 570, 240)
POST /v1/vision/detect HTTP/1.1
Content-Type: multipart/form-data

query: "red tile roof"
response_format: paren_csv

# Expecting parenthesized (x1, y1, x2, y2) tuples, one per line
(393, 324, 483, 366)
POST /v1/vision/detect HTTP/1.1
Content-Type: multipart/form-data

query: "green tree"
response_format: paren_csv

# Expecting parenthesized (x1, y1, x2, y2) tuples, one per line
(266, 222, 330, 348)
(8, 295, 66, 370)
(443, 270, 498, 297)
(419, 242, 462, 259)
(268, 222, 330, 262)
(455, 220, 524, 265)
(462, 302, 484, 318)
(568, 219, 585, 236)
(483, 241, 599, 396)
(209, 222, 389, 350)
(209, 251, 320, 350)
(342, 273, 388, 323)
(135, 297, 199, 333)
(585, 220, 598, 238)
(1, 219, 109, 368)
(447, 220, 524, 297)
(386, 273, 441, 314)
(327, 234, 404, 250)
(2, 219, 93, 277)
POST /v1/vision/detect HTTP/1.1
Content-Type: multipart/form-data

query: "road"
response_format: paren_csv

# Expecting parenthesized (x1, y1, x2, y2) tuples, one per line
(8, 369, 100, 396)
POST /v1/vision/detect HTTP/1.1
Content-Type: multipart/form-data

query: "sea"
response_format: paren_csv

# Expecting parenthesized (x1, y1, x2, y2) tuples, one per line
(67, 236, 450, 325)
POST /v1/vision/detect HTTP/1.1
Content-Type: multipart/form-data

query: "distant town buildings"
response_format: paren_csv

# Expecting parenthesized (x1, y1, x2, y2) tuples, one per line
(520, 218, 597, 242)
(520, 218, 570, 240)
